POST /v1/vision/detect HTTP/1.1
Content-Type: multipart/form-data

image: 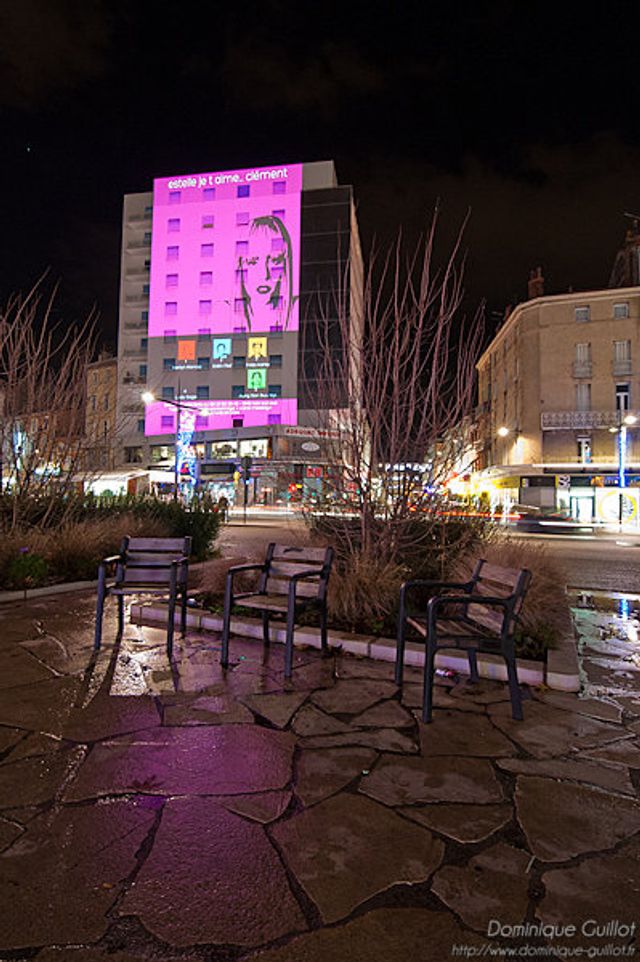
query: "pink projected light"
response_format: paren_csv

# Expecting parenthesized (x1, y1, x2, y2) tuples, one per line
(146, 399, 298, 435)
(149, 164, 303, 338)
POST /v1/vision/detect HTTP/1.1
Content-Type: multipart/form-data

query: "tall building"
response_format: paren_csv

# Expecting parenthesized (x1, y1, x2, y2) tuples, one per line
(116, 161, 362, 503)
(474, 279, 640, 522)
(85, 354, 118, 471)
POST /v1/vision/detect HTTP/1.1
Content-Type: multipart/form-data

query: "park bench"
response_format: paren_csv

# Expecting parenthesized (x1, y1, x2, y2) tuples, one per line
(94, 536, 192, 657)
(221, 543, 334, 677)
(395, 560, 532, 723)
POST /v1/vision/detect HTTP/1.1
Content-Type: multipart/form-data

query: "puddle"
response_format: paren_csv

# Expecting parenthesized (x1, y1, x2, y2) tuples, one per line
(569, 590, 640, 701)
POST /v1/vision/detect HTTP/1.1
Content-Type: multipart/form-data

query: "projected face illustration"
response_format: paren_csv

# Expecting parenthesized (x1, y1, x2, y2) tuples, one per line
(238, 216, 295, 331)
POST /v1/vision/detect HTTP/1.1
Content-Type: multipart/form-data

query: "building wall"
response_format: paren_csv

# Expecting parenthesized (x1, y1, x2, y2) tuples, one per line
(85, 356, 118, 469)
(477, 287, 640, 472)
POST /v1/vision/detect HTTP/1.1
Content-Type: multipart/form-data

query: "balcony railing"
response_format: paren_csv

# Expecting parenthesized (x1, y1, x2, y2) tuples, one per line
(572, 360, 592, 378)
(613, 359, 632, 376)
(541, 410, 638, 430)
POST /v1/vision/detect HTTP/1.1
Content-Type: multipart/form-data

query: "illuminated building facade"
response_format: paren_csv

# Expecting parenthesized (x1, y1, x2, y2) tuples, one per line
(116, 161, 362, 502)
(474, 283, 640, 523)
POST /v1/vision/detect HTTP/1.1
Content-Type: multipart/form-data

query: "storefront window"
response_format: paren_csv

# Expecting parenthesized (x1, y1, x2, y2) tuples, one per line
(239, 438, 268, 458)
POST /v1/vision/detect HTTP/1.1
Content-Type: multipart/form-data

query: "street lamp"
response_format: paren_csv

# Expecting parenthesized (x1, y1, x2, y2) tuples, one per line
(497, 426, 510, 438)
(142, 386, 197, 502)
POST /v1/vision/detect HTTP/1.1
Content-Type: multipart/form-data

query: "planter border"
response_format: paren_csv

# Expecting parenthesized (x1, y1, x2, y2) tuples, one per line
(130, 602, 580, 692)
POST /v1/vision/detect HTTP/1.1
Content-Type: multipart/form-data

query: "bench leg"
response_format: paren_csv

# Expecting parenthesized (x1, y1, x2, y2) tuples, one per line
(422, 644, 436, 723)
(262, 610, 270, 646)
(167, 591, 176, 660)
(505, 654, 523, 721)
(284, 603, 296, 678)
(180, 587, 187, 637)
(94, 572, 107, 650)
(320, 605, 329, 656)
(395, 618, 406, 687)
(117, 595, 124, 637)
(467, 648, 480, 683)
(221, 576, 233, 669)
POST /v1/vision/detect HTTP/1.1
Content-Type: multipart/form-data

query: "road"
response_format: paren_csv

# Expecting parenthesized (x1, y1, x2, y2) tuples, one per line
(510, 531, 640, 594)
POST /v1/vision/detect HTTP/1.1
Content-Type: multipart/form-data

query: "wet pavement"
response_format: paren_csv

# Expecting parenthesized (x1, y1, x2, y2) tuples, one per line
(0, 591, 638, 961)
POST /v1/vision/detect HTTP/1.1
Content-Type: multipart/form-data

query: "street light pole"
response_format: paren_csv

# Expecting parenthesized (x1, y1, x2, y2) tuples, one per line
(617, 411, 637, 530)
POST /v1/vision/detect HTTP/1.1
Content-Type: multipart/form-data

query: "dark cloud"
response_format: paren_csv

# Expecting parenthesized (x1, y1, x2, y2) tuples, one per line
(0, 0, 111, 108)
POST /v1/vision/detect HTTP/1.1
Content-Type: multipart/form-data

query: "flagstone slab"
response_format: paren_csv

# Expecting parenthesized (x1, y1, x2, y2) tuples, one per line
(0, 677, 81, 736)
(538, 837, 640, 929)
(534, 690, 623, 723)
(497, 756, 636, 795)
(240, 690, 309, 728)
(400, 803, 513, 843)
(515, 776, 640, 861)
(65, 725, 295, 800)
(0, 816, 22, 852)
(352, 700, 415, 728)
(296, 748, 378, 807)
(247, 907, 489, 962)
(220, 790, 291, 823)
(335, 657, 399, 681)
(310, 679, 399, 716)
(38, 950, 201, 962)
(0, 798, 156, 950)
(450, 679, 512, 704)
(161, 693, 252, 726)
(417, 710, 516, 757)
(63, 693, 162, 742)
(2, 732, 62, 763)
(0, 746, 86, 809)
(0, 726, 25, 756)
(489, 700, 632, 758)
(359, 754, 504, 806)
(271, 793, 444, 923)
(0, 647, 56, 690)
(121, 797, 306, 946)
(583, 739, 640, 767)
(301, 728, 419, 753)
(432, 843, 531, 932)
(291, 704, 353, 737)
(402, 683, 485, 712)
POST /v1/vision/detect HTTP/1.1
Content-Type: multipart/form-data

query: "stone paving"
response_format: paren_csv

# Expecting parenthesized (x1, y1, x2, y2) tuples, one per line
(0, 593, 638, 961)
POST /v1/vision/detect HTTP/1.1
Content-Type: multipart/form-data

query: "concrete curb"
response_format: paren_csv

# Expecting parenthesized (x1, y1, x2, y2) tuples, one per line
(130, 602, 581, 692)
(0, 579, 99, 605)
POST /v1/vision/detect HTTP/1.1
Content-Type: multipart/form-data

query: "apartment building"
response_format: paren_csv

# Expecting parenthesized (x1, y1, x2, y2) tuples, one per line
(85, 354, 118, 471)
(116, 160, 362, 503)
(475, 280, 640, 522)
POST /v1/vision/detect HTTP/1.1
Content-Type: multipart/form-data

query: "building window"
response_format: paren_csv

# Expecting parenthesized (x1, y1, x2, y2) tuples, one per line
(575, 342, 591, 362)
(235, 268, 247, 283)
(272, 208, 285, 220)
(234, 297, 246, 313)
(202, 215, 214, 229)
(614, 340, 631, 362)
(614, 302, 629, 319)
(195, 415, 209, 429)
(270, 238, 285, 254)
(162, 386, 175, 400)
(269, 324, 283, 333)
(141, 337, 148, 349)
(161, 415, 175, 429)
(237, 185, 250, 198)
(198, 357, 210, 370)
(166, 273, 178, 287)
(268, 413, 281, 425)
(168, 190, 181, 204)
(163, 358, 175, 370)
(269, 354, 283, 367)
(165, 301, 178, 316)
(196, 385, 209, 399)
(199, 300, 212, 315)
(141, 310, 149, 321)
(163, 331, 177, 343)
(575, 383, 591, 411)
(197, 328, 211, 339)
(575, 305, 590, 323)
(138, 364, 147, 379)
(272, 181, 286, 195)
(200, 271, 213, 285)
(233, 418, 244, 428)
(233, 356, 246, 368)
(125, 446, 143, 464)
(167, 245, 179, 260)
(232, 385, 244, 398)
(269, 385, 282, 397)
(577, 437, 592, 464)
(235, 241, 249, 256)
(137, 418, 146, 433)
(203, 187, 215, 201)
(616, 383, 631, 413)
(142, 283, 150, 295)
(143, 232, 152, 244)
(144, 205, 153, 216)
(168, 218, 180, 232)
(236, 212, 250, 226)
(201, 243, 214, 257)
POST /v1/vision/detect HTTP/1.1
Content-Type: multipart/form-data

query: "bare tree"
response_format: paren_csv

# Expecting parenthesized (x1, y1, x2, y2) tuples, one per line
(0, 281, 97, 530)
(304, 209, 484, 570)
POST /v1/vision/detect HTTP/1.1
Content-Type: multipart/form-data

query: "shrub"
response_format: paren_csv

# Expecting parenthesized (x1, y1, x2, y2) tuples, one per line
(328, 551, 408, 635)
(5, 551, 48, 590)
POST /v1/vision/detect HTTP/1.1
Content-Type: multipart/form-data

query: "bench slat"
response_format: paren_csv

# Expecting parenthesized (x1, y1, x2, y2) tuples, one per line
(266, 577, 319, 598)
(271, 545, 328, 563)
(127, 537, 190, 552)
(268, 561, 322, 578)
(122, 567, 179, 584)
(477, 562, 522, 589)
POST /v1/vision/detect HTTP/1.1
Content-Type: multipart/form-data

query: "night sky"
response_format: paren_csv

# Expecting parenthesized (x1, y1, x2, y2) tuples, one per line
(1, 0, 640, 348)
